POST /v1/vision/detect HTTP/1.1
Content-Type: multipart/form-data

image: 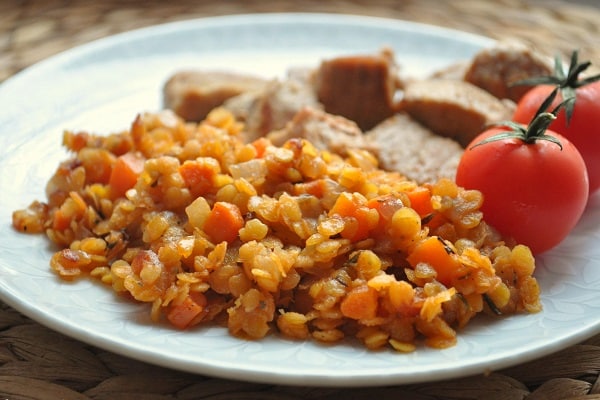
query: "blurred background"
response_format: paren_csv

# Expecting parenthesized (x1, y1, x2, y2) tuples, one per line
(2, 0, 599, 82)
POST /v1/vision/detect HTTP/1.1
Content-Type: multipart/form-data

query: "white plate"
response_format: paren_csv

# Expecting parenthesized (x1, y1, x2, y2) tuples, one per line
(1, 13, 599, 387)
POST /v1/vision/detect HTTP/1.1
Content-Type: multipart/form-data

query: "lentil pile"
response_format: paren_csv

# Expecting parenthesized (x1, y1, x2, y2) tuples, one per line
(12, 108, 541, 351)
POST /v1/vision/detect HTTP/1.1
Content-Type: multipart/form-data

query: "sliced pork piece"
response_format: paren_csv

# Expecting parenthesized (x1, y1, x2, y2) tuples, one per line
(313, 49, 401, 131)
(430, 61, 470, 81)
(464, 39, 553, 102)
(267, 106, 377, 157)
(400, 79, 514, 147)
(221, 90, 259, 124)
(365, 113, 463, 183)
(163, 70, 268, 122)
(224, 74, 322, 143)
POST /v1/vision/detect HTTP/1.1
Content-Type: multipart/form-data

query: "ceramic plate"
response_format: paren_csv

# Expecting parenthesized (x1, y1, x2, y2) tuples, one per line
(1, 13, 599, 387)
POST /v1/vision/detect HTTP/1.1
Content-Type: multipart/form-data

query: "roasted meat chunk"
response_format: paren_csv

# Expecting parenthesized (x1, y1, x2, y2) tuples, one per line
(464, 39, 553, 102)
(365, 113, 463, 183)
(313, 49, 401, 131)
(225, 73, 322, 142)
(400, 79, 514, 147)
(163, 70, 267, 121)
(268, 106, 376, 157)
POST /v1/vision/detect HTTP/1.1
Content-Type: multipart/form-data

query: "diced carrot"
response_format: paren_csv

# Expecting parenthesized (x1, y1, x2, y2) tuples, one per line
(329, 193, 376, 241)
(178, 158, 220, 197)
(340, 284, 378, 320)
(203, 202, 244, 244)
(251, 137, 270, 158)
(109, 152, 145, 198)
(294, 179, 326, 198)
(406, 236, 464, 286)
(366, 196, 385, 210)
(330, 192, 357, 217)
(352, 206, 378, 241)
(405, 187, 447, 229)
(167, 292, 207, 330)
(422, 212, 446, 231)
(406, 187, 434, 217)
(52, 208, 71, 230)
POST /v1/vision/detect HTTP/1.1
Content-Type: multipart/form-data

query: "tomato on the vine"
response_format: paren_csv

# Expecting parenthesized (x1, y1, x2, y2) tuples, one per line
(513, 51, 600, 195)
(456, 112, 588, 255)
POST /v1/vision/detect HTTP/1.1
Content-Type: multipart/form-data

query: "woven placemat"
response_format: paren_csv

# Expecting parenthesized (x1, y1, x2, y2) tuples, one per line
(2, 1, 600, 399)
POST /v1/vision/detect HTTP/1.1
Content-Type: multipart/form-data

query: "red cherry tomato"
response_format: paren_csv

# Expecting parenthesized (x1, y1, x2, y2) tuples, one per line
(456, 121, 588, 255)
(513, 81, 600, 195)
(512, 51, 600, 195)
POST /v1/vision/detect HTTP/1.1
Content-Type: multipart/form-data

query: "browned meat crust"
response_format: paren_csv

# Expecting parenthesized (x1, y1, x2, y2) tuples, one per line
(268, 106, 376, 157)
(313, 49, 401, 131)
(365, 113, 463, 183)
(163, 70, 267, 122)
(399, 79, 514, 147)
(464, 39, 554, 102)
(225, 75, 322, 143)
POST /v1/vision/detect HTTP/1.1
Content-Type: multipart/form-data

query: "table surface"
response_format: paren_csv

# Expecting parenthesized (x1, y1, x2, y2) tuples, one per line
(2, 1, 600, 399)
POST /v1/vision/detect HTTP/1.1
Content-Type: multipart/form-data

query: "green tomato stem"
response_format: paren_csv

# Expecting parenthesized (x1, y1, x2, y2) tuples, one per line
(515, 50, 600, 123)
(525, 112, 562, 149)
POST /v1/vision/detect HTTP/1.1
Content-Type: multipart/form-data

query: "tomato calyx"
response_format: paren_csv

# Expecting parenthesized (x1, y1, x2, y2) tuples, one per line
(470, 113, 560, 150)
(513, 50, 600, 122)
(470, 93, 563, 150)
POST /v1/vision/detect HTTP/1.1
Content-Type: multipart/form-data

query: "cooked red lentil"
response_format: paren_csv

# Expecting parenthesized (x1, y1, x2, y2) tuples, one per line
(12, 108, 541, 351)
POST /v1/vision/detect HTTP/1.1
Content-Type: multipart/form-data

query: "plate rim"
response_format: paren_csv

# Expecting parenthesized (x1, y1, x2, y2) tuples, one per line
(0, 12, 495, 89)
(1, 12, 599, 388)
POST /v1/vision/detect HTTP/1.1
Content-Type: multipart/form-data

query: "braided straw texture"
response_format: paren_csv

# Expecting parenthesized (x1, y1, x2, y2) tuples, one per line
(1, 1, 600, 399)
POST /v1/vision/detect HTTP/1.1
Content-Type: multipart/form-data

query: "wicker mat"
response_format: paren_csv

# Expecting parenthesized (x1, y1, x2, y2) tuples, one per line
(2, 0, 600, 399)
